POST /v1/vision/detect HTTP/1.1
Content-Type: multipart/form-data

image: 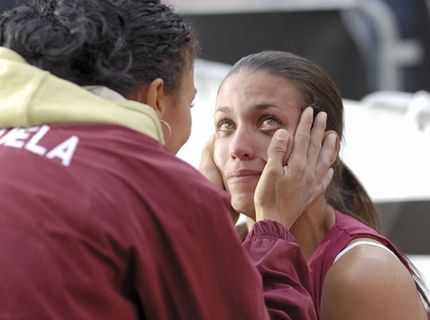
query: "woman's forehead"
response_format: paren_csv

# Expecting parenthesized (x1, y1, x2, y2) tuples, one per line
(218, 71, 299, 104)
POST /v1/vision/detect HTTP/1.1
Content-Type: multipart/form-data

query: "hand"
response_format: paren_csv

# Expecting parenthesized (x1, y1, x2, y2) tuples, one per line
(254, 107, 336, 229)
(199, 135, 241, 223)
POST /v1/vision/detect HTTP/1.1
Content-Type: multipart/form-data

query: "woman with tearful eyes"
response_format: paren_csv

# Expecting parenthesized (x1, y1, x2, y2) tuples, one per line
(0, 1, 337, 319)
(201, 50, 429, 319)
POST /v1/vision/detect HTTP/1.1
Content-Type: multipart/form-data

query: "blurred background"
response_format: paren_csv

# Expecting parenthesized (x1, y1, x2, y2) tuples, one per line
(171, 0, 430, 99)
(1, 0, 429, 291)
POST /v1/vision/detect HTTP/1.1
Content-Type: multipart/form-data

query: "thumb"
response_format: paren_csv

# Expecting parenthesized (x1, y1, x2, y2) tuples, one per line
(255, 129, 290, 222)
(266, 129, 289, 171)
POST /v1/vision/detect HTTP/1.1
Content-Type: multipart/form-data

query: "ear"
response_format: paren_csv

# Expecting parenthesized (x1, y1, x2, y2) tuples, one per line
(323, 130, 340, 166)
(131, 78, 167, 119)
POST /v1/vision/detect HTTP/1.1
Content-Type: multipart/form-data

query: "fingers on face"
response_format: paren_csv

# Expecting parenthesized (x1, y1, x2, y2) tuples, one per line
(291, 107, 328, 163)
(317, 133, 337, 169)
(307, 111, 327, 166)
(265, 129, 290, 174)
(290, 107, 313, 160)
(311, 111, 327, 140)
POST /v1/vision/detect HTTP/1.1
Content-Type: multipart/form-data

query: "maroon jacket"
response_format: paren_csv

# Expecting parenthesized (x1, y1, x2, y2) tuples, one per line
(0, 123, 316, 319)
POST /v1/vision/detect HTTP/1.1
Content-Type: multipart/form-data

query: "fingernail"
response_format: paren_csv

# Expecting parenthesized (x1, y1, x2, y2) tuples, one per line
(275, 129, 288, 140)
(321, 111, 327, 121)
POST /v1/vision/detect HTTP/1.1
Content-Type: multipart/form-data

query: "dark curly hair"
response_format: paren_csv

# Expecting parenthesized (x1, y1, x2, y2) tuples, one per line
(0, 0, 200, 96)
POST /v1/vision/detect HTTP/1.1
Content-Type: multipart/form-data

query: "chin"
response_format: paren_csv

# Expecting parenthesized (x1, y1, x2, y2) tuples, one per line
(231, 194, 256, 220)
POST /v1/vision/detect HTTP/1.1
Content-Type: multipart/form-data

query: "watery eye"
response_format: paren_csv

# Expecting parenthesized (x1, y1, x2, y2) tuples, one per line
(221, 122, 234, 130)
(264, 118, 277, 125)
(217, 120, 235, 132)
(259, 115, 280, 130)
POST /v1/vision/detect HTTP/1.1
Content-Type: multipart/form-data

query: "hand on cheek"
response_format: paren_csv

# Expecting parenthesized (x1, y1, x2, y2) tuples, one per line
(199, 136, 240, 224)
(254, 107, 335, 229)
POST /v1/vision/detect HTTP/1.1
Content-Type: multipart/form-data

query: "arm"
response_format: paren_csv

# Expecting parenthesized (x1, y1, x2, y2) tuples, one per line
(243, 220, 316, 319)
(321, 243, 428, 320)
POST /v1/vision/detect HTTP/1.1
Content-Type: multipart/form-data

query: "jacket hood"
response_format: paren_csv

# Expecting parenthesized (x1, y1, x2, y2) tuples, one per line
(0, 47, 164, 142)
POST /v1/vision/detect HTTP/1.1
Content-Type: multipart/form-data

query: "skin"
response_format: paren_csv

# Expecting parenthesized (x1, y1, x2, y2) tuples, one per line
(200, 103, 336, 228)
(129, 56, 196, 155)
(211, 68, 427, 319)
(214, 70, 299, 217)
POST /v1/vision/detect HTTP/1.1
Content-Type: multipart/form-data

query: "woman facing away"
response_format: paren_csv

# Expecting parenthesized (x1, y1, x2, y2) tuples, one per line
(201, 50, 430, 319)
(0, 1, 337, 319)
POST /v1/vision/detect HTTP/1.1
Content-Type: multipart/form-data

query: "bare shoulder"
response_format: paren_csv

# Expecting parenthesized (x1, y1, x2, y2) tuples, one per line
(321, 238, 427, 320)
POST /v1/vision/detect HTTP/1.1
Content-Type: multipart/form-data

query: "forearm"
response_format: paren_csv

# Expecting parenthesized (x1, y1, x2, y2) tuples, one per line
(242, 220, 317, 320)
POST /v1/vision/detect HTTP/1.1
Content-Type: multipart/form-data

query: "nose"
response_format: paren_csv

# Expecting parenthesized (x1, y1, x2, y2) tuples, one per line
(230, 128, 256, 160)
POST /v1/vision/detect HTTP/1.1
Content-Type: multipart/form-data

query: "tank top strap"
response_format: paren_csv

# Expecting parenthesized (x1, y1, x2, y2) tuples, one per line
(333, 240, 397, 265)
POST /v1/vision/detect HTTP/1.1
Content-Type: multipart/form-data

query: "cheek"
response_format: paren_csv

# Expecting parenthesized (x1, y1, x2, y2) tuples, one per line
(183, 111, 192, 139)
(213, 141, 225, 169)
(256, 135, 273, 162)
(213, 142, 231, 191)
(177, 107, 191, 138)
(168, 109, 192, 154)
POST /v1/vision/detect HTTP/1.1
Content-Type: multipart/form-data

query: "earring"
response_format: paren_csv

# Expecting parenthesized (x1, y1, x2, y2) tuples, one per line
(160, 120, 172, 143)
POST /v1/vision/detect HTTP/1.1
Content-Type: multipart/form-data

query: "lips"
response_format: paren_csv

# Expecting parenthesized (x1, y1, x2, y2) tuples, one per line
(227, 169, 262, 181)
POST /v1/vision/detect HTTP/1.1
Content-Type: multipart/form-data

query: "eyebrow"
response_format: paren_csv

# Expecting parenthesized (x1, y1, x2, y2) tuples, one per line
(215, 104, 280, 115)
(214, 106, 231, 115)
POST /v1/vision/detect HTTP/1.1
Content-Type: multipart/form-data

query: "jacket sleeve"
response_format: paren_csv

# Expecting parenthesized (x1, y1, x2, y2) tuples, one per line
(242, 220, 317, 320)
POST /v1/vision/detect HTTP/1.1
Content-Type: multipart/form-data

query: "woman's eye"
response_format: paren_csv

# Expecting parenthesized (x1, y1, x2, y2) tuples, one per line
(217, 120, 235, 132)
(190, 102, 195, 108)
(264, 118, 277, 126)
(259, 115, 280, 130)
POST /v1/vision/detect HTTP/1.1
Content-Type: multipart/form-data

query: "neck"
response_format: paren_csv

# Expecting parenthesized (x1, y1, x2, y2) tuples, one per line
(289, 199, 336, 260)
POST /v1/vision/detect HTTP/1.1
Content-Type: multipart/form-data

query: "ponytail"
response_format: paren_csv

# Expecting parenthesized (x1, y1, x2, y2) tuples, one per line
(324, 157, 381, 233)
(332, 160, 430, 310)
(339, 160, 381, 231)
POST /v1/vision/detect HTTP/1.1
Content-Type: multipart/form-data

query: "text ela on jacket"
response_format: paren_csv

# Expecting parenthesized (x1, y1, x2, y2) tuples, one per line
(0, 125, 79, 167)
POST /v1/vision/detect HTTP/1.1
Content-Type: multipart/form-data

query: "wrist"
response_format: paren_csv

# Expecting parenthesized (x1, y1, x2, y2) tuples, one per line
(255, 208, 295, 230)
(247, 219, 296, 242)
